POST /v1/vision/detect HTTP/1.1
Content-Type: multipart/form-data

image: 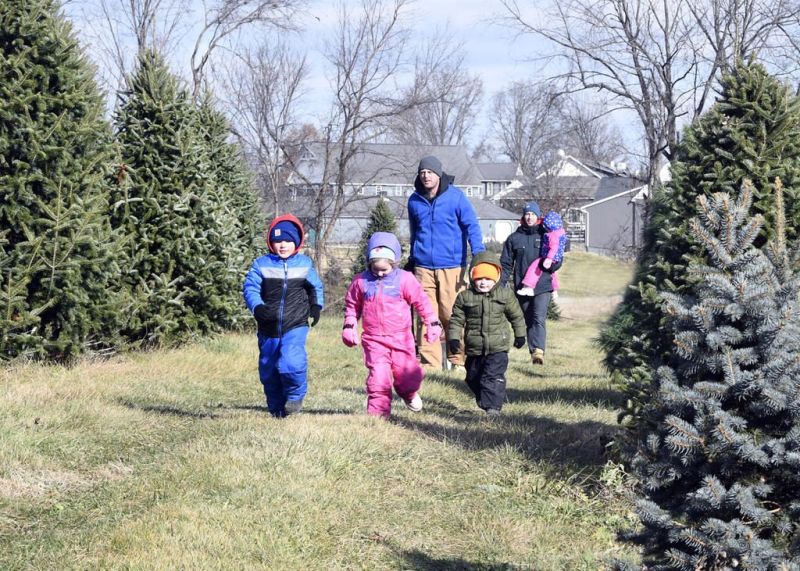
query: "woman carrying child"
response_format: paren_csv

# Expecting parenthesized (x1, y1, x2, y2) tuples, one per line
(500, 202, 563, 365)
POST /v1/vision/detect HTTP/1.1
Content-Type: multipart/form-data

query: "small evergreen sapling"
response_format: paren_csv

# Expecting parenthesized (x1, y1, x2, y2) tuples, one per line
(350, 198, 398, 278)
(617, 180, 800, 569)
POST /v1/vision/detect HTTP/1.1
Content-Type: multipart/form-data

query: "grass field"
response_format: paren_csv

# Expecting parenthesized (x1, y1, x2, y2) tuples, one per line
(0, 252, 639, 570)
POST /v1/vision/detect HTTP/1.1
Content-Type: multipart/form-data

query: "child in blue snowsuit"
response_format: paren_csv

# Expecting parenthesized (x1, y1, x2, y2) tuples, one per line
(242, 214, 324, 417)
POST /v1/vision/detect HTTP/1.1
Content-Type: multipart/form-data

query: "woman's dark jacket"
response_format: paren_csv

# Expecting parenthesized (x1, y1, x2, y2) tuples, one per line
(499, 223, 561, 294)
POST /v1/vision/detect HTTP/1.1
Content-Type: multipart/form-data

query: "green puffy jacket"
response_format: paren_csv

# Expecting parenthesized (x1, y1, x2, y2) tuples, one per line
(449, 252, 526, 356)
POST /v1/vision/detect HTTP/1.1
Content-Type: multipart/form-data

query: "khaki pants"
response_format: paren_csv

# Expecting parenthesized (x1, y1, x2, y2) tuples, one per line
(414, 266, 467, 369)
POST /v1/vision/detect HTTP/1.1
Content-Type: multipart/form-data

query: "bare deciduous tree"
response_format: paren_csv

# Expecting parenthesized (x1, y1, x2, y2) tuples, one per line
(385, 35, 484, 145)
(67, 0, 188, 91)
(221, 42, 308, 218)
(302, 0, 420, 269)
(68, 0, 305, 99)
(492, 82, 632, 213)
(500, 0, 800, 183)
(490, 81, 564, 178)
(190, 0, 304, 98)
(560, 99, 627, 165)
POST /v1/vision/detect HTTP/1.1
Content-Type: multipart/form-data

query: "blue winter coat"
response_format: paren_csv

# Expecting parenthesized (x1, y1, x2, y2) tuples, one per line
(243, 252, 324, 338)
(407, 173, 485, 269)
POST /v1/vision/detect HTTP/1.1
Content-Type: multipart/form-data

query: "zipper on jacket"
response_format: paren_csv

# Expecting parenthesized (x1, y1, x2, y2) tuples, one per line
(481, 294, 489, 355)
(278, 259, 288, 336)
(377, 278, 385, 331)
(429, 198, 436, 268)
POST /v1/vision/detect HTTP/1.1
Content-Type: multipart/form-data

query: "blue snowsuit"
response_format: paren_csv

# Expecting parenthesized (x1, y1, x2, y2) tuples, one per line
(243, 217, 324, 416)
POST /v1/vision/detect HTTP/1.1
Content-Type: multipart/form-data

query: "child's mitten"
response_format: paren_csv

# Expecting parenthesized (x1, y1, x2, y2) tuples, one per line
(309, 304, 322, 326)
(542, 258, 553, 270)
(341, 321, 359, 347)
(447, 339, 461, 354)
(425, 321, 442, 343)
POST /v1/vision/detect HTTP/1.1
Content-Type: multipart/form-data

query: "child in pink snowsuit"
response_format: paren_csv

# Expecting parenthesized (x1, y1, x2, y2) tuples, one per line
(517, 211, 566, 297)
(342, 232, 442, 418)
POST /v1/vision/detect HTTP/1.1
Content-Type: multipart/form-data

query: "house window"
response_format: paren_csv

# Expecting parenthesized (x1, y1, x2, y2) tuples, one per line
(377, 189, 388, 197)
(566, 208, 584, 223)
(466, 188, 474, 197)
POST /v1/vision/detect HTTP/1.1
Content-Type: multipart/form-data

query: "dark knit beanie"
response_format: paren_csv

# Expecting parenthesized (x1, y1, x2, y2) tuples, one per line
(417, 155, 443, 177)
(269, 220, 301, 246)
(522, 201, 541, 217)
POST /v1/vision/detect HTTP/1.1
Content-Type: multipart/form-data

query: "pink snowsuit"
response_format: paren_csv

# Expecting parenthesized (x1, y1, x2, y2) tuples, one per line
(344, 267, 438, 417)
(520, 211, 566, 291)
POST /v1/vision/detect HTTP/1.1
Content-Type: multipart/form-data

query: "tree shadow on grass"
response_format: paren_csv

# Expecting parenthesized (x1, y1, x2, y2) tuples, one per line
(509, 363, 606, 380)
(428, 374, 624, 410)
(394, 547, 524, 571)
(394, 398, 617, 472)
(118, 399, 353, 418)
(505, 386, 624, 409)
(118, 399, 219, 419)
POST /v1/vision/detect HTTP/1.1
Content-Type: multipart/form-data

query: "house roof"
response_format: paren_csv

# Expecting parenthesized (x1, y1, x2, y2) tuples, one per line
(469, 197, 520, 219)
(288, 142, 484, 187)
(476, 162, 519, 181)
(277, 194, 519, 221)
(582, 185, 648, 210)
(496, 172, 644, 202)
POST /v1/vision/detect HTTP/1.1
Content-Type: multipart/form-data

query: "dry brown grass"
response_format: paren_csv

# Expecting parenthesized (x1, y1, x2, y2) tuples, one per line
(0, 253, 638, 570)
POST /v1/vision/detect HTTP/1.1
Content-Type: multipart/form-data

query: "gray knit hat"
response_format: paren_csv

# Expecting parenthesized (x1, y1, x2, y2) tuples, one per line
(417, 155, 443, 177)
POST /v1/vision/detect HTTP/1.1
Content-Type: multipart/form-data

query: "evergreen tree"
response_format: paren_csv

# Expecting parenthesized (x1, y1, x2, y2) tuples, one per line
(616, 181, 800, 569)
(350, 198, 398, 277)
(0, 0, 121, 361)
(194, 95, 264, 330)
(111, 51, 244, 345)
(597, 63, 800, 429)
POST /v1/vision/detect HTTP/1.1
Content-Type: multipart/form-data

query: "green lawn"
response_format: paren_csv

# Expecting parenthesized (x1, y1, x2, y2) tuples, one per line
(558, 252, 635, 297)
(0, 254, 638, 570)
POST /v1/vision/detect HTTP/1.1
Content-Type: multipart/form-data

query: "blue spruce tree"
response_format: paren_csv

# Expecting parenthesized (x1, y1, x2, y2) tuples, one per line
(617, 180, 800, 570)
(598, 64, 800, 434)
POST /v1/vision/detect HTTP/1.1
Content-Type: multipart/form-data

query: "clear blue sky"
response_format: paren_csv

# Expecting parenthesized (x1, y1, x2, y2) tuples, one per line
(65, 0, 639, 159)
(295, 0, 555, 146)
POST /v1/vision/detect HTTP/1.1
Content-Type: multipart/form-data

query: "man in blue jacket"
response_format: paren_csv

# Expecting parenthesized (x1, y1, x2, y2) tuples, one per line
(407, 155, 485, 370)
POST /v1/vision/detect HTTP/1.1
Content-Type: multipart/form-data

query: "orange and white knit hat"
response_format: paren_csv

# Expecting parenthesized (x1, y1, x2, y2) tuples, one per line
(471, 262, 500, 282)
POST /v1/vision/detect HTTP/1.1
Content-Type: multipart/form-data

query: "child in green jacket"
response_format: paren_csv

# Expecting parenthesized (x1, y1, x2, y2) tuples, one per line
(448, 252, 527, 415)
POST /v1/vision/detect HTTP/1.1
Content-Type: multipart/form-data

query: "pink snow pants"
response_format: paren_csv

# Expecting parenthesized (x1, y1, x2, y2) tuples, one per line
(521, 257, 561, 290)
(361, 332, 423, 418)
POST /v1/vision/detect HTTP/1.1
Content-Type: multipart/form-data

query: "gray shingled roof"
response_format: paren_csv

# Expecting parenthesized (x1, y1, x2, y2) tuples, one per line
(593, 177, 644, 201)
(476, 162, 518, 181)
(288, 143, 484, 186)
(277, 194, 518, 221)
(501, 174, 642, 202)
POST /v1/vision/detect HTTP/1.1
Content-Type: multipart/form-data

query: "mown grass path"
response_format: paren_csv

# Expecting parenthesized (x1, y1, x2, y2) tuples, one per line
(1, 253, 640, 570)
